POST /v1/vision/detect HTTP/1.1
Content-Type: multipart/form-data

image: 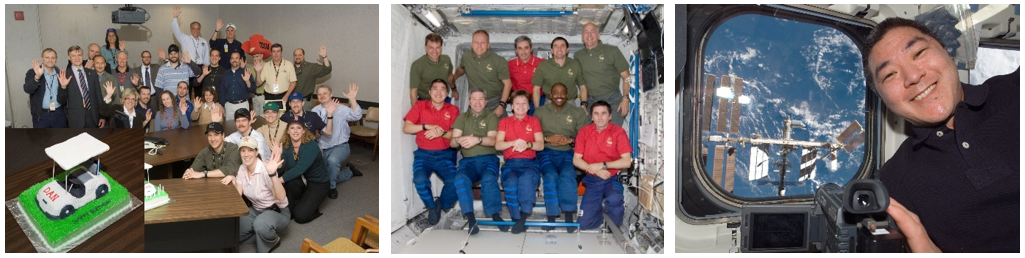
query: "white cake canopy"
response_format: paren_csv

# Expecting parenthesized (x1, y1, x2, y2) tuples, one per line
(44, 133, 110, 171)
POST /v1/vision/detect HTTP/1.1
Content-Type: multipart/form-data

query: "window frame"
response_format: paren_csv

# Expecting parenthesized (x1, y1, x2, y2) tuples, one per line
(677, 4, 883, 223)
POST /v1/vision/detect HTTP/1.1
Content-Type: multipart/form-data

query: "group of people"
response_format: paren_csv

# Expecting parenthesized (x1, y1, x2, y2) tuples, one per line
(20, 6, 366, 253)
(404, 22, 635, 235)
(22, 6, 333, 132)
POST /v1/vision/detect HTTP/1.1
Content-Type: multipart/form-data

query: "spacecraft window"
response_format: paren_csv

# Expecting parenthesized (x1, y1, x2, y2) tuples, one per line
(696, 14, 868, 199)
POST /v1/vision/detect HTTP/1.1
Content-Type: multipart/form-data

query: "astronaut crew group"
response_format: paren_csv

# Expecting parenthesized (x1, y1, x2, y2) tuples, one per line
(404, 22, 634, 235)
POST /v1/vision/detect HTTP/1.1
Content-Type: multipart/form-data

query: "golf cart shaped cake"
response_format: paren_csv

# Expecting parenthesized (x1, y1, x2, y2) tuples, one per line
(5, 133, 142, 253)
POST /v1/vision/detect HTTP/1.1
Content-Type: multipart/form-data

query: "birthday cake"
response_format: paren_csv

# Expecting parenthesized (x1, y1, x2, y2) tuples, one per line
(144, 181, 171, 211)
(5, 133, 140, 253)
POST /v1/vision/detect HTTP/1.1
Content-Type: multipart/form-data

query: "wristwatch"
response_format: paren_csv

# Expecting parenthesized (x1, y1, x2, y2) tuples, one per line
(422, 124, 427, 131)
(327, 116, 334, 119)
(602, 162, 608, 170)
(580, 101, 589, 108)
(202, 170, 208, 178)
(478, 137, 483, 144)
(268, 172, 277, 177)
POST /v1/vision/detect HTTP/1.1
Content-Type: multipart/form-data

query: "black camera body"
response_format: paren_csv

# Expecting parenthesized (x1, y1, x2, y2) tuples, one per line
(740, 179, 906, 253)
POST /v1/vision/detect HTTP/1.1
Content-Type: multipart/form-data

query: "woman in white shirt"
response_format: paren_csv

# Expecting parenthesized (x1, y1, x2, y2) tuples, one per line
(234, 136, 288, 253)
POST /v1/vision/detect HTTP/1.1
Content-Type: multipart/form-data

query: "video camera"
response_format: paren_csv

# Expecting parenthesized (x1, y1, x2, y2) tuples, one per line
(740, 179, 906, 253)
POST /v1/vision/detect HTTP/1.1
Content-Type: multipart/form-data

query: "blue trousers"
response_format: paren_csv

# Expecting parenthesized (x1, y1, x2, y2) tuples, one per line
(412, 148, 457, 210)
(455, 154, 501, 216)
(323, 143, 353, 189)
(538, 149, 578, 216)
(33, 108, 67, 128)
(579, 174, 624, 230)
(501, 158, 540, 220)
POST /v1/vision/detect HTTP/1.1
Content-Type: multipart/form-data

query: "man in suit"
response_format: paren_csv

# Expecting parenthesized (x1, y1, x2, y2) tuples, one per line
(60, 45, 105, 128)
(24, 48, 68, 128)
(137, 50, 162, 96)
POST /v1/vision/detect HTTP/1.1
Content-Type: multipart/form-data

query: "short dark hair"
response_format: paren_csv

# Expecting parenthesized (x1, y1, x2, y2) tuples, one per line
(271, 43, 283, 52)
(590, 100, 611, 114)
(141, 50, 151, 57)
(551, 37, 569, 49)
(510, 89, 530, 102)
(863, 17, 945, 85)
(67, 45, 82, 55)
(425, 33, 443, 45)
(42, 48, 56, 56)
(430, 78, 449, 93)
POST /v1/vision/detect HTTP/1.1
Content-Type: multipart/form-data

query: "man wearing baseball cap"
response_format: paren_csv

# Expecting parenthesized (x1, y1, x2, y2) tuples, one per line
(225, 108, 270, 161)
(184, 122, 242, 185)
(154, 44, 200, 96)
(256, 101, 287, 146)
(210, 19, 242, 69)
(279, 92, 327, 136)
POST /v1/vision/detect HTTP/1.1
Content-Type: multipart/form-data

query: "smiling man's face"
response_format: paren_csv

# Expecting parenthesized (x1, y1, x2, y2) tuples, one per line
(867, 27, 962, 128)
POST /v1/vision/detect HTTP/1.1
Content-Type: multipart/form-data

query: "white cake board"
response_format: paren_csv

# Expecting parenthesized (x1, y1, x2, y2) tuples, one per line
(5, 193, 142, 253)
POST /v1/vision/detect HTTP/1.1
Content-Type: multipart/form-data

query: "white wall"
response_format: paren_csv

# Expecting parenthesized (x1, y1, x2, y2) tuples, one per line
(5, 4, 379, 128)
(390, 4, 433, 230)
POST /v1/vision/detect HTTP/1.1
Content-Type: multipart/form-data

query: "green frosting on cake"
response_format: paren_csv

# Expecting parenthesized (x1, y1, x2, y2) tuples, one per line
(17, 168, 129, 245)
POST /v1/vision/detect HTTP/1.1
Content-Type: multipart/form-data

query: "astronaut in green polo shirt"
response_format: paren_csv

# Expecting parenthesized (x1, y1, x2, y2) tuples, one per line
(451, 30, 512, 118)
(532, 37, 588, 109)
(534, 83, 590, 232)
(575, 22, 632, 126)
(409, 33, 455, 107)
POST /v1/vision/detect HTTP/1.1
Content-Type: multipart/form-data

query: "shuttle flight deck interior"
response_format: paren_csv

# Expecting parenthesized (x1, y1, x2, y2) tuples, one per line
(391, 4, 664, 254)
(676, 4, 1019, 253)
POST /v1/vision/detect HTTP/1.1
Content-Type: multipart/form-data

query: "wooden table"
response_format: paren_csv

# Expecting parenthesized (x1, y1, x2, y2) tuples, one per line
(144, 123, 236, 166)
(5, 129, 144, 253)
(144, 178, 249, 252)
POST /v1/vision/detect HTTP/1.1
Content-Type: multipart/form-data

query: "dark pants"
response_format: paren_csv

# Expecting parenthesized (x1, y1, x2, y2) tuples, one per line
(455, 154, 501, 216)
(283, 178, 328, 224)
(579, 174, 624, 230)
(538, 149, 578, 216)
(501, 158, 540, 220)
(412, 148, 457, 210)
(33, 108, 68, 128)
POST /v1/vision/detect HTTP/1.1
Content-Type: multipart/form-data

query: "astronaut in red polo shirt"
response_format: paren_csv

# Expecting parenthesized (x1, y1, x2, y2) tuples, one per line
(403, 79, 460, 225)
(496, 89, 545, 234)
(573, 100, 632, 230)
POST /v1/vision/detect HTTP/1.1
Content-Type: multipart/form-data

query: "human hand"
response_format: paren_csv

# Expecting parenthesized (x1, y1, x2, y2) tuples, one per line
(220, 175, 234, 185)
(32, 59, 43, 78)
(58, 70, 71, 89)
(194, 96, 202, 106)
(119, 40, 127, 50)
(131, 73, 139, 86)
(216, 19, 223, 30)
(343, 83, 359, 100)
(512, 139, 528, 152)
(253, 56, 263, 72)
(145, 109, 153, 122)
(619, 97, 629, 117)
(85, 59, 95, 70)
(211, 104, 223, 122)
(494, 105, 504, 117)
(451, 89, 459, 101)
(182, 51, 192, 64)
(179, 98, 189, 114)
(202, 65, 210, 76)
(585, 163, 603, 175)
(183, 168, 196, 179)
(457, 135, 477, 149)
(242, 68, 251, 81)
(158, 47, 166, 60)
(264, 150, 284, 173)
(318, 44, 327, 58)
(103, 81, 115, 99)
(173, 6, 181, 18)
(887, 198, 942, 253)
(98, 119, 106, 128)
(424, 125, 442, 140)
(597, 169, 611, 180)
